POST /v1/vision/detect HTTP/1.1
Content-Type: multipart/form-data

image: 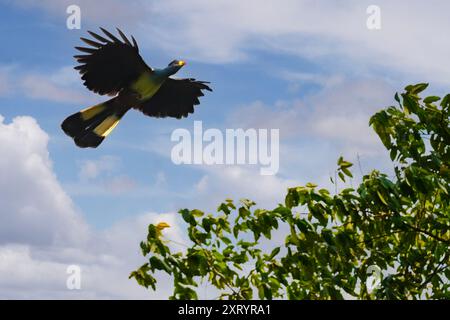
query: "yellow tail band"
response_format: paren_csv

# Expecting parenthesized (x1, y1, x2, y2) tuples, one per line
(80, 103, 106, 120)
(93, 115, 121, 137)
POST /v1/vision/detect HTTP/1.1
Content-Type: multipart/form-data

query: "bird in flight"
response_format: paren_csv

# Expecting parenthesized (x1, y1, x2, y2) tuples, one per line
(61, 27, 212, 148)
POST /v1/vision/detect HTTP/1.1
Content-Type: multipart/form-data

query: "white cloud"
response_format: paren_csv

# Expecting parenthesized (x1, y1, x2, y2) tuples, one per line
(188, 165, 299, 211)
(130, 78, 395, 211)
(103, 175, 137, 194)
(67, 156, 139, 196)
(149, 0, 450, 84)
(278, 71, 345, 93)
(229, 78, 393, 157)
(220, 77, 395, 197)
(78, 155, 120, 180)
(306, 78, 393, 155)
(20, 67, 95, 104)
(228, 100, 305, 139)
(21, 74, 82, 103)
(8, 1, 450, 84)
(48, 66, 80, 86)
(0, 114, 182, 299)
(0, 115, 89, 246)
(13, 0, 145, 26)
(0, 64, 95, 104)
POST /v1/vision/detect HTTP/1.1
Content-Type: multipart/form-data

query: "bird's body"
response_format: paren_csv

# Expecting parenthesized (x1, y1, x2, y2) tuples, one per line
(61, 28, 212, 148)
(130, 70, 163, 100)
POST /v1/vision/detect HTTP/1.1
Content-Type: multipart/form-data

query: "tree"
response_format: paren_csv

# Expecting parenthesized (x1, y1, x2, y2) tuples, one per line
(130, 83, 449, 299)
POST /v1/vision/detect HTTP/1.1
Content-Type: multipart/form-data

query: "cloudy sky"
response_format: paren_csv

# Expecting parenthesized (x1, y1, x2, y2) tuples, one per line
(0, 0, 449, 299)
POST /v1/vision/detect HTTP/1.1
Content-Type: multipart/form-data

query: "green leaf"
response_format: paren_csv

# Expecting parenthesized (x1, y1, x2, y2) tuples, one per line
(149, 256, 170, 272)
(218, 203, 231, 215)
(423, 96, 440, 104)
(285, 189, 298, 209)
(180, 209, 196, 225)
(394, 92, 402, 105)
(258, 284, 265, 299)
(342, 167, 353, 178)
(221, 236, 232, 245)
(147, 224, 157, 239)
(440, 94, 450, 108)
(202, 218, 212, 232)
(322, 230, 335, 246)
(403, 94, 419, 113)
(340, 161, 353, 168)
(376, 190, 388, 205)
(269, 247, 281, 259)
(405, 83, 428, 94)
(306, 182, 318, 188)
(140, 241, 149, 255)
(191, 209, 204, 217)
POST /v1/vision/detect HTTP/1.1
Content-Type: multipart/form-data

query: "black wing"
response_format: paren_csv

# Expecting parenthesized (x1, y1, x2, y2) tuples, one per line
(74, 28, 151, 96)
(134, 78, 212, 119)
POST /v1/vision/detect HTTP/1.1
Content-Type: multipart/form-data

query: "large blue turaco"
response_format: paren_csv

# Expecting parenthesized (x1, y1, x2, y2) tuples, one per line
(61, 27, 212, 148)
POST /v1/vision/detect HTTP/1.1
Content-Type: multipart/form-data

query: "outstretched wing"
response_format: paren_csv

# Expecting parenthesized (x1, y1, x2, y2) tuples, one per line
(134, 78, 212, 119)
(74, 28, 151, 96)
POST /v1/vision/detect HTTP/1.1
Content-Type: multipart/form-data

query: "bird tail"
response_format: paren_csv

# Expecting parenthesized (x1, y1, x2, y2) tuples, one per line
(61, 97, 128, 148)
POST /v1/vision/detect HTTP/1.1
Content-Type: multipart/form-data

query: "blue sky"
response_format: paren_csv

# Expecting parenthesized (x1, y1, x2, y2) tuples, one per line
(0, 0, 449, 298)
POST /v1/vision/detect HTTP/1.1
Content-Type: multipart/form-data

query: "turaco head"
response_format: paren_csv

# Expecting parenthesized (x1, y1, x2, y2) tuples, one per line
(165, 59, 186, 76)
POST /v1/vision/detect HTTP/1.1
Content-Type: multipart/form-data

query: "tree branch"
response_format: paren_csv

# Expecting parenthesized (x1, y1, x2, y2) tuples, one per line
(402, 223, 450, 244)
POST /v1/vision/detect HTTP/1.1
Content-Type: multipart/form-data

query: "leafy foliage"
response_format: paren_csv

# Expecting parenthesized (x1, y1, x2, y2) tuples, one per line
(130, 84, 449, 299)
